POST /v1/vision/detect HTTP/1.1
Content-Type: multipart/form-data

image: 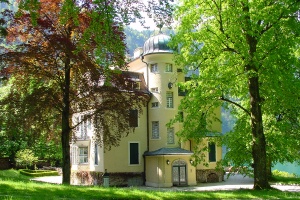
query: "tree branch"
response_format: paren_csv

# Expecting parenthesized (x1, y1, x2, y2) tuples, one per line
(219, 96, 251, 116)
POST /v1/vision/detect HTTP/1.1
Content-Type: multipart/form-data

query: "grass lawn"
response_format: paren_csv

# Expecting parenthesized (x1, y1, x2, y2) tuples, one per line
(0, 169, 299, 200)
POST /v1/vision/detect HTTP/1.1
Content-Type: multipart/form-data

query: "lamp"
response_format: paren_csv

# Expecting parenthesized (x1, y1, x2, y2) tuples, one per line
(168, 82, 173, 89)
(166, 160, 170, 165)
(190, 159, 194, 165)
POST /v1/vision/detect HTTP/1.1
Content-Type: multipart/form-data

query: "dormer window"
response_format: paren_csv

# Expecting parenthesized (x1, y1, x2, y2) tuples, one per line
(151, 87, 159, 93)
(133, 82, 140, 90)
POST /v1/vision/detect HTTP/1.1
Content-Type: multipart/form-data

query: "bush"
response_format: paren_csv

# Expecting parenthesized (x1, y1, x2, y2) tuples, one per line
(19, 169, 59, 177)
(272, 170, 297, 178)
(15, 149, 38, 169)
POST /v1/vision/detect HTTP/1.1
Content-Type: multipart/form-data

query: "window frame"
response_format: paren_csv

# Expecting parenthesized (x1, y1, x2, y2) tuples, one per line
(129, 142, 139, 165)
(165, 63, 173, 72)
(208, 142, 216, 162)
(167, 127, 175, 144)
(94, 143, 98, 165)
(129, 109, 138, 127)
(166, 91, 174, 108)
(150, 87, 159, 93)
(150, 63, 158, 73)
(79, 147, 88, 164)
(151, 121, 160, 139)
(151, 102, 159, 108)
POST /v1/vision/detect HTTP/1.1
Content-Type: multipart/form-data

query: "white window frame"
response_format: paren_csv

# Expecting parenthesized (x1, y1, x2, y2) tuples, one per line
(151, 87, 159, 93)
(166, 91, 174, 108)
(167, 127, 175, 144)
(77, 115, 92, 139)
(71, 145, 78, 165)
(165, 63, 173, 72)
(79, 147, 88, 164)
(150, 63, 158, 73)
(152, 121, 159, 139)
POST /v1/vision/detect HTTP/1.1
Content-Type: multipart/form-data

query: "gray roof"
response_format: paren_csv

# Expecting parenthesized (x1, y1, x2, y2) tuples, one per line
(144, 147, 193, 156)
(143, 34, 173, 56)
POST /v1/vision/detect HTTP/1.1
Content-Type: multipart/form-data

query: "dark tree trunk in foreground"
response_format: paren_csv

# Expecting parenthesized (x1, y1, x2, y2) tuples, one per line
(248, 75, 271, 189)
(61, 55, 71, 185)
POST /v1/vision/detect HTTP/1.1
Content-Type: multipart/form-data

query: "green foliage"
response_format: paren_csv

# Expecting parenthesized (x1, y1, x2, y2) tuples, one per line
(124, 27, 153, 56)
(0, 169, 31, 182)
(271, 170, 300, 185)
(170, 0, 300, 189)
(0, 169, 300, 199)
(19, 169, 59, 177)
(0, 79, 61, 163)
(272, 170, 297, 178)
(15, 149, 38, 169)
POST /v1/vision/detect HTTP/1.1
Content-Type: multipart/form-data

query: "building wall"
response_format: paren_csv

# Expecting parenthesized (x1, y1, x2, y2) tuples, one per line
(130, 53, 185, 152)
(103, 107, 148, 173)
(145, 156, 197, 187)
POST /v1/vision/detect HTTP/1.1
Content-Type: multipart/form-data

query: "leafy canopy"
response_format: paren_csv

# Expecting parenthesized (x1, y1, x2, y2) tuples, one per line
(170, 0, 300, 169)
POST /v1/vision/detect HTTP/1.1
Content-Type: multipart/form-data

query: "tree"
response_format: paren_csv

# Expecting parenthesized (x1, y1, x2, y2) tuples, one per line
(0, 76, 62, 166)
(1, 0, 173, 185)
(0, 0, 9, 37)
(170, 0, 300, 189)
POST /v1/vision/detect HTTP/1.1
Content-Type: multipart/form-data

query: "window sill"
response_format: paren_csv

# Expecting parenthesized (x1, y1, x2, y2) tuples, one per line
(150, 138, 161, 140)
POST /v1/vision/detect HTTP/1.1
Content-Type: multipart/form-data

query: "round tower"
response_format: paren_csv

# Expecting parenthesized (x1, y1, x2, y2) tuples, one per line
(141, 33, 183, 151)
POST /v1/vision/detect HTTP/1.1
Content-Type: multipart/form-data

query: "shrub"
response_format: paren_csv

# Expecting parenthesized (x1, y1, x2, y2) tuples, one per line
(19, 169, 59, 177)
(272, 170, 297, 178)
(15, 149, 38, 169)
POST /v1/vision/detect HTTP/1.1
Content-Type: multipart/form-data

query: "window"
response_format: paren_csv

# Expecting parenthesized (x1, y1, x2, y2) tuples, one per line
(76, 115, 91, 139)
(94, 143, 98, 165)
(151, 87, 159, 93)
(165, 63, 173, 72)
(151, 102, 159, 108)
(166, 92, 173, 108)
(129, 143, 139, 165)
(167, 127, 175, 144)
(71, 146, 78, 165)
(125, 81, 140, 90)
(79, 147, 88, 164)
(150, 63, 158, 73)
(179, 111, 184, 122)
(208, 143, 216, 162)
(129, 109, 138, 127)
(133, 82, 140, 90)
(152, 121, 159, 139)
(178, 85, 186, 96)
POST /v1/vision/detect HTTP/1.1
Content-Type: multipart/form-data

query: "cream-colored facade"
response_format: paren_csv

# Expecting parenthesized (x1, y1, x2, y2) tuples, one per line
(70, 33, 223, 187)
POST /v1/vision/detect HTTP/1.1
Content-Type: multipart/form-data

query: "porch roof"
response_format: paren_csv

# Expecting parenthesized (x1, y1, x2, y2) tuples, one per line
(144, 147, 193, 156)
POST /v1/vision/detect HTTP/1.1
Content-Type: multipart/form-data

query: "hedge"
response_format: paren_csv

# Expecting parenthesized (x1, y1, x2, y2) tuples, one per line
(19, 169, 59, 177)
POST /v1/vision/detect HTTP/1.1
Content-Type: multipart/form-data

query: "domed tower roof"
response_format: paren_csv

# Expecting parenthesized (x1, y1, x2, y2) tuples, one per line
(143, 33, 173, 56)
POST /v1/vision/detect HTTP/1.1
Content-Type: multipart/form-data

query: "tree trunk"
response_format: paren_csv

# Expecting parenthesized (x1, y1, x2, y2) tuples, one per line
(61, 55, 71, 185)
(248, 76, 271, 189)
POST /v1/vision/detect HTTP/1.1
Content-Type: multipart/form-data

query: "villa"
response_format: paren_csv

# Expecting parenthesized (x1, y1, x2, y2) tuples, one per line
(70, 33, 223, 187)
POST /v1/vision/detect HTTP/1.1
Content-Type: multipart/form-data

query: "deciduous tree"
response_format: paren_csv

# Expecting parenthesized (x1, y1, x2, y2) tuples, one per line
(170, 0, 300, 189)
(0, 0, 173, 184)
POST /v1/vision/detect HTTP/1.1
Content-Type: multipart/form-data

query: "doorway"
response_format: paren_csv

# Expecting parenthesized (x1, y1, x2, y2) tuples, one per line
(172, 159, 187, 186)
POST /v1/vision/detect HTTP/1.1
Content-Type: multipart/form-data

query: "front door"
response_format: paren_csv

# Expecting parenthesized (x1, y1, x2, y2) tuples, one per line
(172, 160, 187, 186)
